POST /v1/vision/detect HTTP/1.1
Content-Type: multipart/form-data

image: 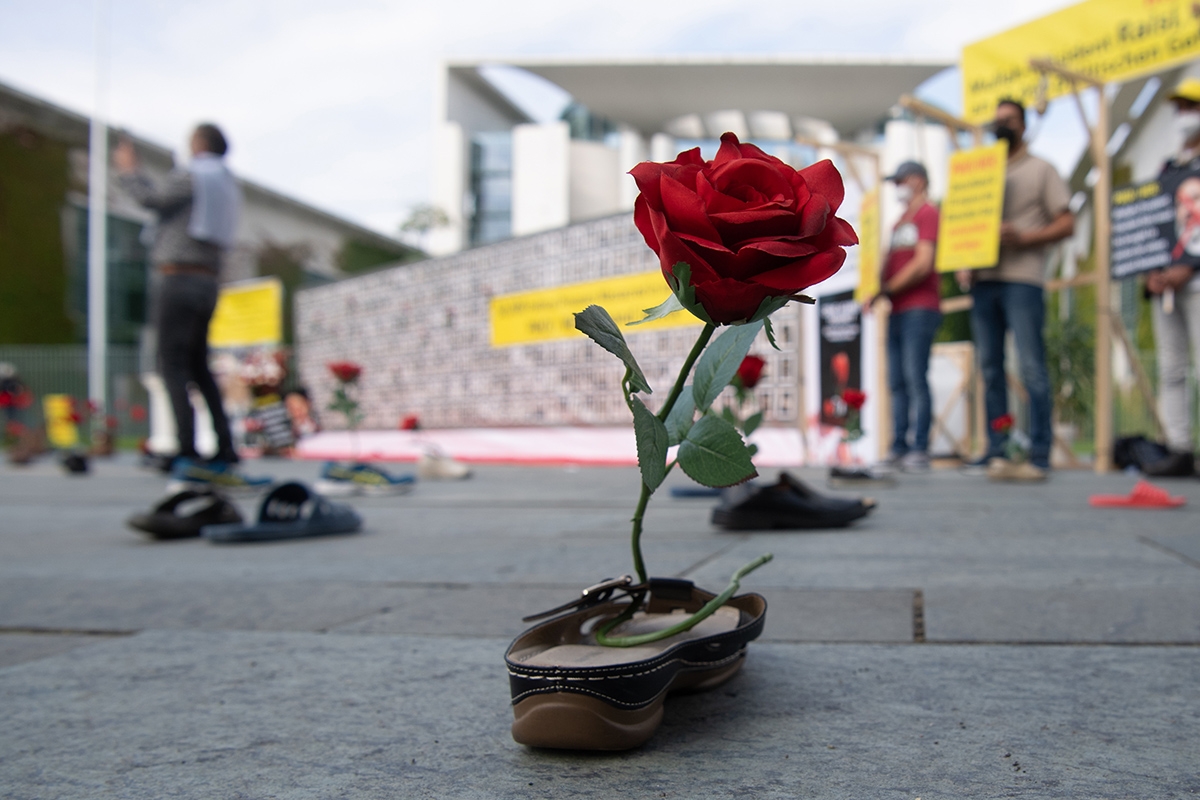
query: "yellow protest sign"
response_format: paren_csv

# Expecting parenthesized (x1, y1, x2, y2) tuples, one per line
(43, 394, 79, 449)
(854, 188, 881, 304)
(936, 142, 1008, 272)
(490, 271, 701, 347)
(962, 0, 1200, 124)
(208, 277, 283, 348)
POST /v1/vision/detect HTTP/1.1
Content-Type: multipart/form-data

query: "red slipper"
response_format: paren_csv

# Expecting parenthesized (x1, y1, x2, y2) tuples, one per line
(1089, 479, 1187, 509)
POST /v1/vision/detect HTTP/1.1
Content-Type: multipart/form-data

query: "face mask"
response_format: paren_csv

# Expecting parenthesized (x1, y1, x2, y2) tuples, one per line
(1174, 111, 1200, 145)
(993, 125, 1019, 149)
(896, 185, 914, 204)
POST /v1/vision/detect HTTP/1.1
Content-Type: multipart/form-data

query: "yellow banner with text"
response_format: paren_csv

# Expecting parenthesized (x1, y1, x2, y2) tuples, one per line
(936, 142, 1008, 272)
(208, 277, 283, 348)
(854, 187, 881, 304)
(490, 271, 701, 347)
(962, 0, 1200, 124)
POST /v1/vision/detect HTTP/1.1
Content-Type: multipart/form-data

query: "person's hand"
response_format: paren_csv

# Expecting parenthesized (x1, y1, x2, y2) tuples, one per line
(113, 139, 138, 174)
(1162, 264, 1195, 290)
(1146, 270, 1167, 295)
(955, 270, 973, 292)
(999, 222, 1025, 246)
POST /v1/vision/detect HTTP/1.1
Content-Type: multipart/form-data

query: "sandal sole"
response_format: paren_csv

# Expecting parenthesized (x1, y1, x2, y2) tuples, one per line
(510, 654, 746, 751)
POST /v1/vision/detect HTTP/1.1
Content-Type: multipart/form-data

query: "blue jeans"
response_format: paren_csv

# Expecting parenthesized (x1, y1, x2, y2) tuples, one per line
(887, 308, 942, 455)
(970, 281, 1052, 468)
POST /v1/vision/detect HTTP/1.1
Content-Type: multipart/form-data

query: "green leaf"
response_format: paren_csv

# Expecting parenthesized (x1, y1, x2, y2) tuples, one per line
(763, 317, 780, 351)
(574, 305, 652, 394)
(721, 406, 737, 426)
(748, 294, 793, 324)
(631, 396, 669, 491)
(744, 411, 763, 437)
(691, 320, 764, 412)
(665, 262, 713, 325)
(677, 414, 757, 488)
(628, 292, 685, 326)
(664, 384, 696, 447)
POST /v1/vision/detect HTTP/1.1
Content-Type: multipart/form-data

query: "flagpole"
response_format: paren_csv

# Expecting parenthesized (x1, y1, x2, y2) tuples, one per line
(87, 0, 110, 425)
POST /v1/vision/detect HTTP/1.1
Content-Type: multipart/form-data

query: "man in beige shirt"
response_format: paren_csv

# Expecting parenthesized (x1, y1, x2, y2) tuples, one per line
(966, 99, 1075, 480)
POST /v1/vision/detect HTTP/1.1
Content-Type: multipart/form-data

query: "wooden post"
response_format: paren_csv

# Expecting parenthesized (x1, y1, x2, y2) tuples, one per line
(1028, 58, 1114, 473)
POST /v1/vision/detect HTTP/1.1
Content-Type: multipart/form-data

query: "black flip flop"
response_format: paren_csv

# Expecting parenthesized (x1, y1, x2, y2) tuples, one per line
(202, 482, 362, 543)
(128, 488, 243, 540)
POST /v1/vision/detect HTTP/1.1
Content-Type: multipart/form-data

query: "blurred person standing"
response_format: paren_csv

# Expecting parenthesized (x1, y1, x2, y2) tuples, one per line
(1143, 78, 1200, 477)
(114, 124, 244, 478)
(870, 161, 941, 473)
(963, 99, 1075, 481)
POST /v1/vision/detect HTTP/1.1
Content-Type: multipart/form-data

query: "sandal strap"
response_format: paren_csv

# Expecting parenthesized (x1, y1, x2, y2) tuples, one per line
(522, 575, 646, 622)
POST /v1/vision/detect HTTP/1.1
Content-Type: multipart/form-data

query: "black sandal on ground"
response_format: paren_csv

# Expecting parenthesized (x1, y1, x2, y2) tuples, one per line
(506, 577, 767, 751)
(127, 488, 242, 540)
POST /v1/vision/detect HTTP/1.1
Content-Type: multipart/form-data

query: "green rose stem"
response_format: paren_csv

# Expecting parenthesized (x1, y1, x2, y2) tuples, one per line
(627, 322, 714, 584)
(595, 321, 772, 648)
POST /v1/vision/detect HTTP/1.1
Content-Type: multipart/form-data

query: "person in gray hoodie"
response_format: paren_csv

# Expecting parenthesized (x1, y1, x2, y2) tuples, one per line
(115, 124, 242, 472)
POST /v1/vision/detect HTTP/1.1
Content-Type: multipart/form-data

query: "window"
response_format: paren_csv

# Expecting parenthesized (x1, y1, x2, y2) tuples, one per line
(469, 132, 512, 246)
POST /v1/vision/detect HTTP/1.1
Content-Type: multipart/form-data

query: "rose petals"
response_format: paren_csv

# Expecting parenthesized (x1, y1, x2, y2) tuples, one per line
(631, 133, 856, 323)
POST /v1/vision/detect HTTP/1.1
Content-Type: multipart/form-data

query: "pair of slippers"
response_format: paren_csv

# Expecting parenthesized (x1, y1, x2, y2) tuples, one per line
(127, 482, 362, 543)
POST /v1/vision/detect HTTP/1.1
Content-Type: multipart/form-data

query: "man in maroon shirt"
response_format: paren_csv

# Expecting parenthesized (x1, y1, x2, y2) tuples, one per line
(870, 161, 941, 472)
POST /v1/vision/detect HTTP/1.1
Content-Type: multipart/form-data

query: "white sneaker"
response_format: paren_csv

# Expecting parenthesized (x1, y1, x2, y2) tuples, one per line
(417, 452, 472, 480)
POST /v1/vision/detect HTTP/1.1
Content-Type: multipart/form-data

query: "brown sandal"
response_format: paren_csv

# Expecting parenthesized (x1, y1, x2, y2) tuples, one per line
(505, 577, 767, 750)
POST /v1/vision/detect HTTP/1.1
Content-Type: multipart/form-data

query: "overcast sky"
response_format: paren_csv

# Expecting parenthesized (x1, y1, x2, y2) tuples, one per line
(0, 0, 1079, 238)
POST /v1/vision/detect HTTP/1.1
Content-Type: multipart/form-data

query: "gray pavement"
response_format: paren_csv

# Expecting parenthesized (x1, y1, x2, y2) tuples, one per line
(2, 454, 1199, 798)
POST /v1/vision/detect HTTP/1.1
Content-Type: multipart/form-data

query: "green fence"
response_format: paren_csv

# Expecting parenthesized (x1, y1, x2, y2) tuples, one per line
(0, 344, 150, 439)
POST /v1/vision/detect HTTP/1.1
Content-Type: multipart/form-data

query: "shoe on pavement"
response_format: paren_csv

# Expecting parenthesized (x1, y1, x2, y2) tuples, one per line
(170, 457, 273, 493)
(711, 473, 874, 530)
(315, 461, 415, 496)
(1142, 450, 1195, 478)
(959, 455, 997, 476)
(988, 459, 1047, 482)
(418, 451, 471, 480)
(899, 451, 931, 473)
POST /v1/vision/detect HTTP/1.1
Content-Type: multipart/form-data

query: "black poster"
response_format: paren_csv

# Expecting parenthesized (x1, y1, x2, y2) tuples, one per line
(818, 289, 862, 427)
(1112, 167, 1200, 279)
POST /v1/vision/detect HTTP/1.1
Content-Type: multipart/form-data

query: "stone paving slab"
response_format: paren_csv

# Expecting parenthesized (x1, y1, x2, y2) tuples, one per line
(0, 578, 917, 644)
(0, 633, 116, 668)
(1, 630, 1197, 800)
(924, 586, 1200, 643)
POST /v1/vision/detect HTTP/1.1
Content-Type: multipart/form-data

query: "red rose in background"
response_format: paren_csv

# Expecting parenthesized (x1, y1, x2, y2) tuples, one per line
(5, 420, 25, 437)
(842, 389, 867, 410)
(400, 414, 421, 431)
(0, 391, 11, 408)
(734, 355, 766, 390)
(631, 132, 857, 324)
(328, 361, 362, 383)
(990, 414, 1014, 433)
(129, 404, 147, 423)
(14, 390, 33, 410)
(831, 352, 850, 386)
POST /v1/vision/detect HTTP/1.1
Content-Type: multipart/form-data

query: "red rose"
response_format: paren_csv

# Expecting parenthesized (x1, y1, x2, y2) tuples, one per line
(733, 355, 766, 390)
(631, 132, 857, 325)
(14, 390, 33, 410)
(5, 420, 25, 437)
(400, 414, 420, 431)
(0, 391, 11, 408)
(842, 388, 867, 410)
(990, 414, 1014, 433)
(129, 404, 147, 422)
(831, 352, 850, 386)
(328, 361, 362, 383)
